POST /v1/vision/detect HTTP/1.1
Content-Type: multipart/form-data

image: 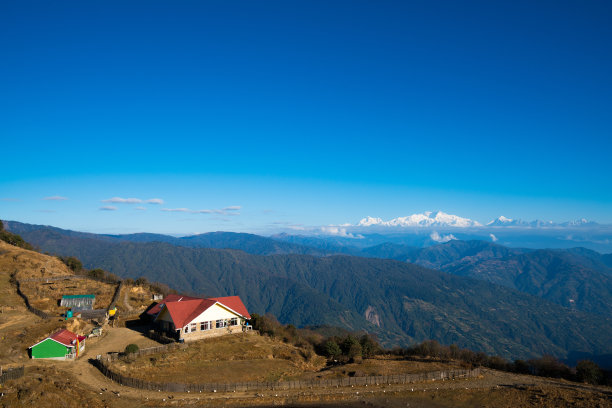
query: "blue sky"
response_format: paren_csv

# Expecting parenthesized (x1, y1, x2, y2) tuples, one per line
(1, 1, 611, 234)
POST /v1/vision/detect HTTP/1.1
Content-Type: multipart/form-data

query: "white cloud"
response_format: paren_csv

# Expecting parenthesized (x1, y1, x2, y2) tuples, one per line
(146, 198, 164, 205)
(43, 196, 68, 201)
(102, 197, 143, 204)
(430, 231, 457, 243)
(320, 226, 364, 239)
(135, 206, 147, 211)
(193, 209, 215, 214)
(489, 233, 498, 242)
(99, 206, 118, 211)
(162, 206, 241, 215)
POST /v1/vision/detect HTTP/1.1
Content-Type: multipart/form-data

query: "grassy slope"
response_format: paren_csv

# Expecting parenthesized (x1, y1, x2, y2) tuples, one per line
(112, 334, 327, 383)
(0, 241, 86, 363)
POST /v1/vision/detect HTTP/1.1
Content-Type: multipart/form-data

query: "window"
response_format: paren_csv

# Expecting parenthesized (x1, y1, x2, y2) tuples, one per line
(230, 317, 238, 326)
(216, 319, 227, 329)
(190, 323, 197, 332)
(201, 321, 210, 331)
(184, 325, 189, 333)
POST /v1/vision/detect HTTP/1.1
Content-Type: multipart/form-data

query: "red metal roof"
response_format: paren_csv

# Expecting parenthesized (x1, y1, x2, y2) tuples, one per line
(163, 298, 216, 328)
(154, 294, 251, 328)
(49, 329, 78, 347)
(208, 296, 251, 319)
(146, 294, 202, 316)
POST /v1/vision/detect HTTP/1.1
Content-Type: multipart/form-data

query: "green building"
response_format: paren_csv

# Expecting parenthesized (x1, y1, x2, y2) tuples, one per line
(29, 329, 85, 359)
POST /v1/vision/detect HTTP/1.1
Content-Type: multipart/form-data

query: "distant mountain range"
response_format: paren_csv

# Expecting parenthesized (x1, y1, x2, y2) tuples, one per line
(357, 211, 482, 228)
(486, 216, 598, 228)
(4, 219, 612, 366)
(351, 211, 603, 229)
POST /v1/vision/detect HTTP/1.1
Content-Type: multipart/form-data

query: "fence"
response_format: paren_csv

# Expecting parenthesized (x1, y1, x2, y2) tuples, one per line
(12, 274, 50, 319)
(103, 342, 186, 362)
(144, 330, 176, 344)
(0, 366, 25, 383)
(77, 309, 108, 320)
(19, 274, 120, 285)
(93, 356, 480, 393)
(108, 280, 123, 311)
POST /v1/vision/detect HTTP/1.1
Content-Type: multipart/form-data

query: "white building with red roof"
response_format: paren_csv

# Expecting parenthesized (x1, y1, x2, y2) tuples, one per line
(152, 295, 251, 341)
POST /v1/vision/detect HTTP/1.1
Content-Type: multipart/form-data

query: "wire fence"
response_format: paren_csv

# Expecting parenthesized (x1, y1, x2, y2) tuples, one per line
(92, 355, 480, 393)
(0, 366, 25, 383)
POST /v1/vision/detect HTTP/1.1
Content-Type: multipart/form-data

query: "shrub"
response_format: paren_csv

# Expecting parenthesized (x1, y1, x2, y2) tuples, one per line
(576, 360, 603, 385)
(512, 359, 530, 374)
(323, 339, 342, 359)
(0, 230, 34, 250)
(527, 355, 571, 378)
(88, 269, 106, 279)
(124, 344, 139, 354)
(135, 277, 148, 286)
(359, 334, 380, 358)
(61, 256, 83, 272)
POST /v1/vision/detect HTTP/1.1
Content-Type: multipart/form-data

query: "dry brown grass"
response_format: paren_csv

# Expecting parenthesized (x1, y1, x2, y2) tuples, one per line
(0, 241, 71, 282)
(19, 278, 116, 315)
(115, 284, 156, 316)
(111, 333, 326, 384)
(303, 356, 463, 381)
(0, 364, 136, 408)
(0, 240, 118, 315)
(0, 242, 95, 363)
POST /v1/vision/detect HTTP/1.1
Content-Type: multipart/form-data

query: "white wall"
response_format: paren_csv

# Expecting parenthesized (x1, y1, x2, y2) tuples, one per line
(187, 303, 241, 327)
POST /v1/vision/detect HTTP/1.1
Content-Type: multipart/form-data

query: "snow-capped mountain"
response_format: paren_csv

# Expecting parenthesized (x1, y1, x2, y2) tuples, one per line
(486, 216, 596, 228)
(561, 218, 598, 227)
(356, 213, 600, 230)
(357, 211, 482, 228)
(487, 216, 517, 226)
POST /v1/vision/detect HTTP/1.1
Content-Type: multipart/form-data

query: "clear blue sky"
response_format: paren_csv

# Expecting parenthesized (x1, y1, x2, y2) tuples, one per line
(1, 1, 611, 234)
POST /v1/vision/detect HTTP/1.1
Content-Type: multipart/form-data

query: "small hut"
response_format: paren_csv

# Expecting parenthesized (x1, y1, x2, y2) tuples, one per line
(29, 329, 86, 359)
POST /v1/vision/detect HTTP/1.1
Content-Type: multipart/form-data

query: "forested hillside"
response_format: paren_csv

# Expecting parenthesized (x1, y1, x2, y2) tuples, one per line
(5, 221, 612, 363)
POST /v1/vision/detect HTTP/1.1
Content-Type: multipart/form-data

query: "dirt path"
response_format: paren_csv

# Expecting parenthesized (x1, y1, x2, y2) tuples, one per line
(69, 326, 167, 400)
(123, 289, 134, 312)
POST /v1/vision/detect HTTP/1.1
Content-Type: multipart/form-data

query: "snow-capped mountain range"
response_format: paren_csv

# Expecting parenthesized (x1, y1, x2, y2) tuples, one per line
(357, 211, 481, 228)
(355, 212, 597, 229)
(486, 216, 597, 228)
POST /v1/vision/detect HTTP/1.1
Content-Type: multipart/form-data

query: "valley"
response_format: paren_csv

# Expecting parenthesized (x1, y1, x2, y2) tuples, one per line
(1, 231, 611, 407)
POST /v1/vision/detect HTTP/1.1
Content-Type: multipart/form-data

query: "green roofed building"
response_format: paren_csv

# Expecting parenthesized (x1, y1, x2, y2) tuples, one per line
(29, 329, 86, 359)
(60, 294, 95, 310)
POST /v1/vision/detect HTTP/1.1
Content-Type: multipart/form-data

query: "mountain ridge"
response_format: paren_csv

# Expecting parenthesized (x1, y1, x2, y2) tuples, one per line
(4, 220, 612, 362)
